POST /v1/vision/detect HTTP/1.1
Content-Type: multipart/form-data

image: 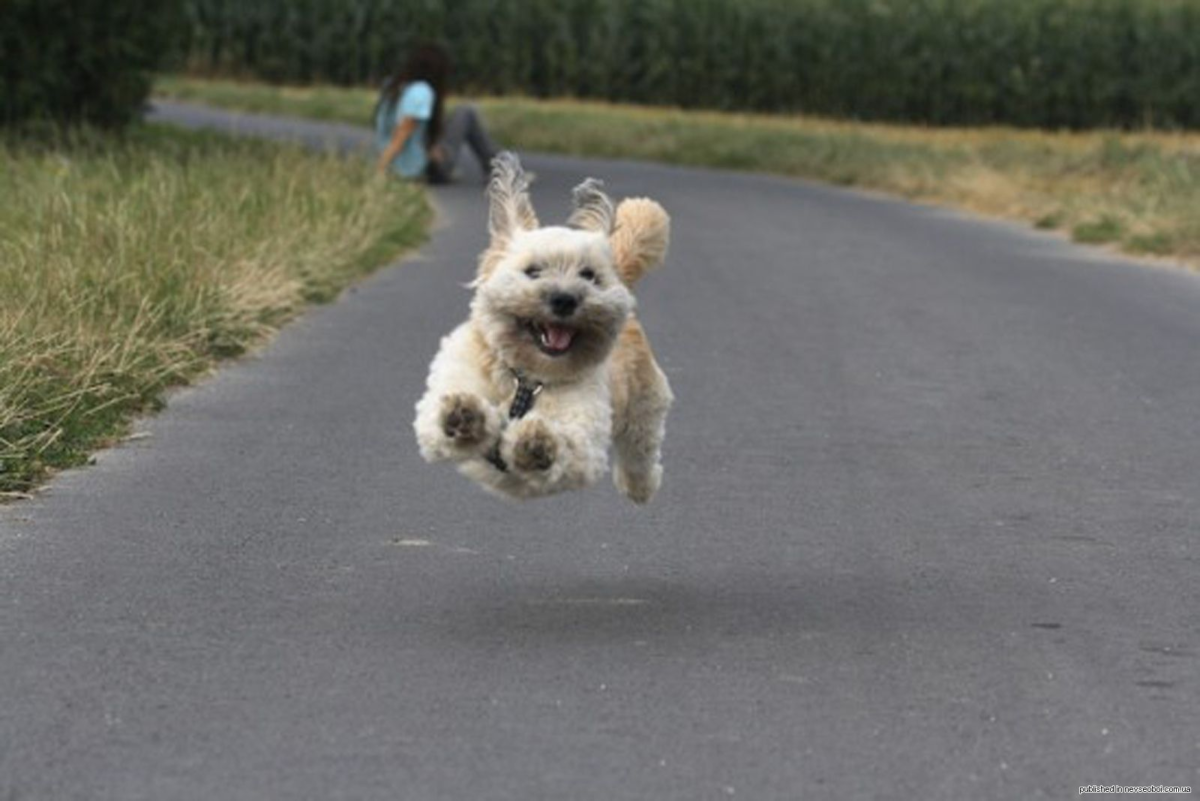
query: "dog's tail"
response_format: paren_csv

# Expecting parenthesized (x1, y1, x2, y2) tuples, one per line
(611, 198, 669, 287)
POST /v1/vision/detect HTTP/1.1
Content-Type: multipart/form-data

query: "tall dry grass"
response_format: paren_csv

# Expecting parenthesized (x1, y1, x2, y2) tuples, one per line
(0, 125, 426, 493)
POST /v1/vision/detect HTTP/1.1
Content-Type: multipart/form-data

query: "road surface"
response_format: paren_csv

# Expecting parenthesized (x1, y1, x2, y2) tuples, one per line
(2, 102, 1198, 799)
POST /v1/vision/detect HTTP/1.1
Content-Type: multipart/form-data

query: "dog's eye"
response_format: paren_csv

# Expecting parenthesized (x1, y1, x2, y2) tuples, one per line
(580, 267, 599, 284)
(524, 265, 541, 279)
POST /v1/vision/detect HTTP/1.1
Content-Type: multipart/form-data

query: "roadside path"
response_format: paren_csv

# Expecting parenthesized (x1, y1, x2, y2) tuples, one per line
(2, 102, 1197, 799)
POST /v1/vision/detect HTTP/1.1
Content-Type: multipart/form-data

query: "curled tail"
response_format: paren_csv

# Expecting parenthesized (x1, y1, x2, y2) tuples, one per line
(611, 198, 670, 286)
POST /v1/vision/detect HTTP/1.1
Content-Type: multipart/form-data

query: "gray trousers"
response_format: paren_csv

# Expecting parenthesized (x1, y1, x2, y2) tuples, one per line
(427, 104, 498, 183)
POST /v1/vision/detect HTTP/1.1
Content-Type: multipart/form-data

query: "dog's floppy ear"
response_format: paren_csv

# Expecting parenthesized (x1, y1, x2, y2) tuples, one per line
(609, 198, 670, 286)
(567, 178, 615, 234)
(487, 151, 538, 245)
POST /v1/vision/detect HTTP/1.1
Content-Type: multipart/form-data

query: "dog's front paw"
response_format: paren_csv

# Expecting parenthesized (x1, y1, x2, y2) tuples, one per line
(440, 393, 491, 446)
(511, 419, 558, 472)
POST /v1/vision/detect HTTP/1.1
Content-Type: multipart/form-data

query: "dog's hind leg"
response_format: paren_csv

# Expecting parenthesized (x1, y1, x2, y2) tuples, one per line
(610, 324, 673, 504)
(612, 388, 671, 504)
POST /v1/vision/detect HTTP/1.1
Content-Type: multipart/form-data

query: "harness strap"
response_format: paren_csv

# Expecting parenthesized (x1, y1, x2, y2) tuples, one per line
(483, 370, 544, 472)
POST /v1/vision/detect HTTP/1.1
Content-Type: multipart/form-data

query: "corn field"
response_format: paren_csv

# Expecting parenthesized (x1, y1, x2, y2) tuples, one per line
(179, 0, 1200, 129)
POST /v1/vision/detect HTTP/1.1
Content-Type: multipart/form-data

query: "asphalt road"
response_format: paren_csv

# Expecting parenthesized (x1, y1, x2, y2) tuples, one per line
(2, 102, 1198, 800)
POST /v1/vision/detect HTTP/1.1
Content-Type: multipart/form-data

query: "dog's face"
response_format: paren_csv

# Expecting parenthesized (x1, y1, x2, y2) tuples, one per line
(471, 155, 634, 382)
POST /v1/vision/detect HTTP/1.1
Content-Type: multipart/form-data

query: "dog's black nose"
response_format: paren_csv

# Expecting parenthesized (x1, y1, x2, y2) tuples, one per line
(548, 292, 579, 318)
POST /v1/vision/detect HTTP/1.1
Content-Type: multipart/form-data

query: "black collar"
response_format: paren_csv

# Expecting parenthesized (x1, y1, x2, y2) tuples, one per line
(484, 370, 544, 472)
(506, 370, 544, 420)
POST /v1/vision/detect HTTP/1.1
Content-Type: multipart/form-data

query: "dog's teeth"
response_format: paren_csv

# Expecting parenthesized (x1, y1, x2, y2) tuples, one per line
(540, 324, 575, 352)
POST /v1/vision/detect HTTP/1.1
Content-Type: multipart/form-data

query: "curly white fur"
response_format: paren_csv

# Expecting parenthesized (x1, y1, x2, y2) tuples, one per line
(413, 152, 673, 503)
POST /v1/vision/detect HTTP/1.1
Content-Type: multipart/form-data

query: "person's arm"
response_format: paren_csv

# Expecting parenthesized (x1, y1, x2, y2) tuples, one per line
(376, 116, 419, 175)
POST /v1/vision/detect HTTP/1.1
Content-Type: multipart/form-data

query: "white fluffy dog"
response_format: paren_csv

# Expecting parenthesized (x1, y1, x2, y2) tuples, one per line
(413, 152, 673, 503)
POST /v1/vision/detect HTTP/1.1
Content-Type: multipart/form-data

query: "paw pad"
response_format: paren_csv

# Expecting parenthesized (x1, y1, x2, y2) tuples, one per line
(513, 425, 557, 472)
(442, 395, 486, 444)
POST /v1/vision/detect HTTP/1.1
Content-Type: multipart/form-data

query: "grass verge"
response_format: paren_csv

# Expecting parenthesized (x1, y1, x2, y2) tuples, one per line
(0, 124, 427, 494)
(157, 75, 1200, 271)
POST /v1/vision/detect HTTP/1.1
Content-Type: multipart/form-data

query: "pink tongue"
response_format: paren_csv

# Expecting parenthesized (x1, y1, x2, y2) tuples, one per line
(543, 324, 575, 351)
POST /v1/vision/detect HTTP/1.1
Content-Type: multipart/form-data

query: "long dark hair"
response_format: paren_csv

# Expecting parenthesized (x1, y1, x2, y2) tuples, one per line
(375, 42, 450, 147)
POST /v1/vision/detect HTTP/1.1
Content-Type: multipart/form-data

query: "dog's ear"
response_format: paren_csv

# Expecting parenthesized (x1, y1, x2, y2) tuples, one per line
(487, 151, 538, 245)
(567, 178, 615, 235)
(610, 198, 670, 286)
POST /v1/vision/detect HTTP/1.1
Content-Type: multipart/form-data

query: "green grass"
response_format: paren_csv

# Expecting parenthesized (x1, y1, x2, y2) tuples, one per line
(177, 0, 1200, 129)
(1072, 216, 1125, 244)
(1034, 212, 1065, 230)
(156, 76, 1200, 272)
(0, 124, 428, 494)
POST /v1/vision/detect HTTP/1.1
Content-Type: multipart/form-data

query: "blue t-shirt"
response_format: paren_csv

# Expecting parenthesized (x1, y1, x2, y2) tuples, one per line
(375, 80, 434, 178)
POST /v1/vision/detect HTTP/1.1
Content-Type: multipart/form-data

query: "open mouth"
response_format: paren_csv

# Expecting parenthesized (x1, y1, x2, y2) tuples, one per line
(525, 320, 577, 356)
